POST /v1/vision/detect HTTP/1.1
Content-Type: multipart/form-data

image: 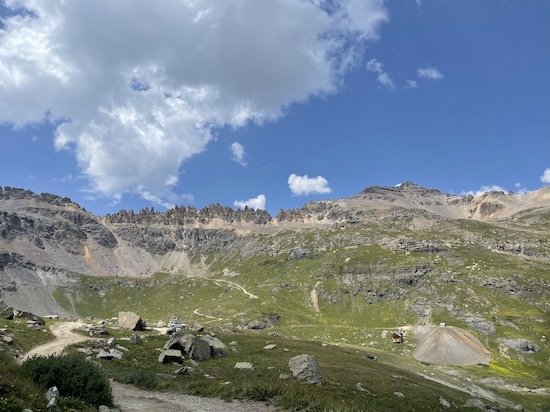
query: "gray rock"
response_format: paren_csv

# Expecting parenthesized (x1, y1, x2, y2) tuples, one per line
(106, 337, 116, 348)
(0, 300, 14, 320)
(191, 337, 212, 361)
(394, 392, 405, 398)
(2, 336, 13, 344)
(46, 386, 59, 409)
(200, 335, 228, 357)
(191, 323, 204, 332)
(109, 349, 124, 359)
(96, 350, 114, 360)
(288, 354, 324, 385)
(288, 248, 310, 260)
(117, 311, 145, 331)
(235, 362, 254, 370)
(158, 349, 184, 364)
(174, 366, 193, 375)
(462, 316, 496, 335)
(247, 320, 267, 330)
(164, 334, 212, 361)
(504, 339, 540, 353)
(439, 396, 450, 408)
(129, 334, 143, 344)
(263, 344, 277, 350)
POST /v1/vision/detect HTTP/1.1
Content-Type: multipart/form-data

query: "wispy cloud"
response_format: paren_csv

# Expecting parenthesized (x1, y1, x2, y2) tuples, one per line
(230, 142, 247, 166)
(288, 174, 332, 196)
(417, 67, 444, 79)
(366, 59, 395, 90)
(406, 80, 418, 88)
(234, 194, 266, 210)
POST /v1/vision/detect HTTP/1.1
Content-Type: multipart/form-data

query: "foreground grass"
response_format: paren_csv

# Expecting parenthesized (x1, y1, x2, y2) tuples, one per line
(76, 331, 493, 411)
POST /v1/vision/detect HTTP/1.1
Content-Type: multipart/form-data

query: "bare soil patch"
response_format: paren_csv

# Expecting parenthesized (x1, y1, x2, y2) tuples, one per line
(413, 325, 491, 365)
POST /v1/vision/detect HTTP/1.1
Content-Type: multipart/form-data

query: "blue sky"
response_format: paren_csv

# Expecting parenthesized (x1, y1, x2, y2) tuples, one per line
(0, 0, 548, 216)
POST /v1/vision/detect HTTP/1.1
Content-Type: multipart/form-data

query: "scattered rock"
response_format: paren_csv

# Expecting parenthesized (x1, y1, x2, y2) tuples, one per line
(439, 396, 450, 408)
(191, 323, 204, 332)
(109, 349, 124, 359)
(129, 334, 142, 344)
(365, 353, 378, 361)
(461, 316, 496, 335)
(106, 337, 116, 348)
(394, 392, 405, 398)
(158, 349, 184, 364)
(200, 335, 228, 357)
(46, 386, 59, 409)
(174, 366, 193, 375)
(96, 350, 114, 360)
(2, 336, 13, 345)
(164, 334, 212, 361)
(0, 301, 14, 320)
(235, 362, 254, 370)
(117, 311, 145, 331)
(279, 373, 290, 380)
(156, 320, 166, 328)
(504, 339, 540, 353)
(247, 320, 267, 330)
(356, 383, 371, 393)
(264, 344, 277, 350)
(77, 347, 93, 356)
(288, 354, 324, 385)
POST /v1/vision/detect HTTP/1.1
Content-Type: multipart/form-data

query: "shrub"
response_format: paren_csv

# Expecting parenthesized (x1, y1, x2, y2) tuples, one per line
(22, 353, 113, 407)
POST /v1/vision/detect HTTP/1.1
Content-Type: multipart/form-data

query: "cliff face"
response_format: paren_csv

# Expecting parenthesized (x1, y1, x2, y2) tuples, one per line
(0, 183, 549, 316)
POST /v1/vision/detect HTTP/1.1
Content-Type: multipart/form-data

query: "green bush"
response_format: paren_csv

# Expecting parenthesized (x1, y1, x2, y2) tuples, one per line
(22, 353, 113, 407)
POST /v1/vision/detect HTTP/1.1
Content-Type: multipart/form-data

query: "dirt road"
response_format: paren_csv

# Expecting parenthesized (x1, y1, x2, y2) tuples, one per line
(21, 321, 280, 412)
(111, 381, 279, 412)
(19, 320, 88, 363)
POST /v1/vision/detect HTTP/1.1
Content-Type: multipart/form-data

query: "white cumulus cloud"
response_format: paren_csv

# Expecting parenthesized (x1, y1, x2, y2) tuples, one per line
(366, 58, 395, 90)
(406, 80, 418, 88)
(288, 174, 332, 196)
(230, 142, 246, 166)
(234, 194, 266, 210)
(417, 67, 444, 79)
(460, 185, 507, 196)
(0, 1, 389, 207)
(541, 168, 550, 184)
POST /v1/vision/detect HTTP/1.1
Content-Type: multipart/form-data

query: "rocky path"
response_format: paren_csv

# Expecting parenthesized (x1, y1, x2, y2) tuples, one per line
(19, 320, 87, 363)
(20, 321, 280, 412)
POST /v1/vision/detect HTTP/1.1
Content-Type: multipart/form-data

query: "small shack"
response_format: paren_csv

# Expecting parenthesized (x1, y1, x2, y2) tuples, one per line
(392, 332, 404, 344)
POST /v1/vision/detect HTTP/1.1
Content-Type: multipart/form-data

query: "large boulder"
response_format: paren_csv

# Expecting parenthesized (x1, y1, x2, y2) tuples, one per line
(163, 334, 212, 361)
(14, 310, 45, 325)
(247, 320, 267, 330)
(158, 349, 184, 364)
(288, 354, 324, 385)
(0, 300, 14, 320)
(117, 311, 145, 331)
(504, 339, 540, 353)
(200, 335, 228, 357)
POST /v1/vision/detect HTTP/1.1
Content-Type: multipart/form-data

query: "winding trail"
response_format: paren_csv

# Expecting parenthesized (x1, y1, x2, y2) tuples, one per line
(211, 278, 258, 299)
(19, 320, 87, 363)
